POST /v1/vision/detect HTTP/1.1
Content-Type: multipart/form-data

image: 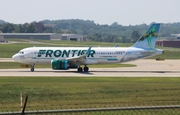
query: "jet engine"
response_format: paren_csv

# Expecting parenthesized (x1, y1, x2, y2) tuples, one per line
(51, 60, 77, 70)
(51, 60, 69, 70)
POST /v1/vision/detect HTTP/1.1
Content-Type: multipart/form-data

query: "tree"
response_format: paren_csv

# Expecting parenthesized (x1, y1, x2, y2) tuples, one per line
(0, 20, 5, 24)
(43, 26, 53, 33)
(26, 23, 38, 33)
(1, 23, 15, 33)
(131, 30, 140, 43)
(121, 36, 130, 43)
(111, 22, 118, 27)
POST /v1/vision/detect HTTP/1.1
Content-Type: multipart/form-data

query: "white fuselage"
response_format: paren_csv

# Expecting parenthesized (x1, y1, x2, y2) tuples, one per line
(12, 47, 163, 65)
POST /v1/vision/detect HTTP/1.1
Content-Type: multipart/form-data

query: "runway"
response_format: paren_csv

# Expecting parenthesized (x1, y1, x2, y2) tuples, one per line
(0, 59, 180, 77)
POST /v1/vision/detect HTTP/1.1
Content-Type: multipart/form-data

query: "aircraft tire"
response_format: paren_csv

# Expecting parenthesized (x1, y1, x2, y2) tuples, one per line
(31, 68, 34, 72)
(77, 67, 83, 72)
(84, 67, 89, 72)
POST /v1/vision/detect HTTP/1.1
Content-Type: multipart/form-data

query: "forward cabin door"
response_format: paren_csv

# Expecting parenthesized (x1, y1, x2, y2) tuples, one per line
(28, 51, 33, 58)
(28, 49, 38, 63)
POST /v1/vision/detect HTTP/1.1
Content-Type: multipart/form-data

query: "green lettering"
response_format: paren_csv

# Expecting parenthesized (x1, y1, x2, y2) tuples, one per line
(54, 50, 62, 57)
(38, 50, 46, 57)
(46, 50, 53, 57)
(81, 50, 86, 55)
(87, 50, 95, 57)
(77, 50, 81, 56)
(40, 49, 95, 58)
(72, 50, 78, 57)
(62, 50, 70, 57)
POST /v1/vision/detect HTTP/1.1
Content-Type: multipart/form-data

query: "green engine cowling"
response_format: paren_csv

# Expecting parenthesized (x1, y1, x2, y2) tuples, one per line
(51, 60, 69, 70)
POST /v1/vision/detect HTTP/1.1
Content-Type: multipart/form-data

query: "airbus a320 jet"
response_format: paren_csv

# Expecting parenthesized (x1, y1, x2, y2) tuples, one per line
(12, 23, 163, 72)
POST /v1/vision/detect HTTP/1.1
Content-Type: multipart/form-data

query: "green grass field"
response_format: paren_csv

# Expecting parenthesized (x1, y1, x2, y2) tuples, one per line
(1, 39, 180, 114)
(0, 77, 180, 114)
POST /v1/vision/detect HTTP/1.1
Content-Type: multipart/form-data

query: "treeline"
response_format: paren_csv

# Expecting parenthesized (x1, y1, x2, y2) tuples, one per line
(0, 23, 38, 33)
(41, 19, 146, 42)
(0, 22, 52, 33)
(1, 19, 180, 43)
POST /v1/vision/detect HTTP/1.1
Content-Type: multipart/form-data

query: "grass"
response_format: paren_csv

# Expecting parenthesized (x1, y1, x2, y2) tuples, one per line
(5, 38, 132, 47)
(37, 39, 132, 47)
(0, 77, 180, 114)
(150, 50, 180, 59)
(0, 62, 136, 69)
(1, 40, 180, 114)
(0, 43, 58, 58)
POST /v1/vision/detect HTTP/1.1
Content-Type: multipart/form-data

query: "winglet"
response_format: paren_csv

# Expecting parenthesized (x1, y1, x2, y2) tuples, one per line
(114, 44, 118, 47)
(85, 46, 92, 55)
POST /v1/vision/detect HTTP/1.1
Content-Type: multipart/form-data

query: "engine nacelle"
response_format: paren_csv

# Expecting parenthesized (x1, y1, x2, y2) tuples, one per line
(51, 60, 69, 70)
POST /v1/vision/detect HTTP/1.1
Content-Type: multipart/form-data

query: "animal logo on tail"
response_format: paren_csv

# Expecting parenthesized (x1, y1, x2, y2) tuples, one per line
(133, 23, 160, 49)
(138, 25, 158, 49)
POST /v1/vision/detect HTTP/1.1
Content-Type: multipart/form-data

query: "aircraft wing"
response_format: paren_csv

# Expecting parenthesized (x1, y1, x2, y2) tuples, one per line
(67, 54, 87, 64)
(56, 47, 92, 65)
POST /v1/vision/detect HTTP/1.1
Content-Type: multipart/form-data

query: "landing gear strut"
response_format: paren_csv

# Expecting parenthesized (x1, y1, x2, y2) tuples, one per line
(31, 64, 35, 72)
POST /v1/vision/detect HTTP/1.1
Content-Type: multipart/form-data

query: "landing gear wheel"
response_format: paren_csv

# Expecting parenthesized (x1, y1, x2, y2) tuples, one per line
(77, 67, 83, 72)
(31, 68, 34, 72)
(31, 63, 35, 72)
(84, 66, 89, 72)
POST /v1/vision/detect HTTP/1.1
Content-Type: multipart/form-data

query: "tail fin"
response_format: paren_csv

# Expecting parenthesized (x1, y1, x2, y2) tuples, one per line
(132, 23, 161, 49)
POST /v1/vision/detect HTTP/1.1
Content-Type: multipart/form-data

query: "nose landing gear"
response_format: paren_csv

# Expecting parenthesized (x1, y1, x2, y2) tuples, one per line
(31, 64, 35, 72)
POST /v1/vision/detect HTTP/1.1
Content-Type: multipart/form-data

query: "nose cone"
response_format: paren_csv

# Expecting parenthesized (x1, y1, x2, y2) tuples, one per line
(12, 54, 20, 62)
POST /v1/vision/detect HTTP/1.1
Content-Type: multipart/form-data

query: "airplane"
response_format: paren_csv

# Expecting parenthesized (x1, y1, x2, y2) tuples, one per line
(12, 23, 163, 72)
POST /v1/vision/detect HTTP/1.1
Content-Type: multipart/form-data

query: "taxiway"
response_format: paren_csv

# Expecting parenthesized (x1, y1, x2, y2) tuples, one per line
(0, 59, 180, 77)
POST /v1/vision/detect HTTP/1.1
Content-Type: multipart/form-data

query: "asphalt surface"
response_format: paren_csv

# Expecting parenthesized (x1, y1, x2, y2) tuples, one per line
(0, 59, 180, 77)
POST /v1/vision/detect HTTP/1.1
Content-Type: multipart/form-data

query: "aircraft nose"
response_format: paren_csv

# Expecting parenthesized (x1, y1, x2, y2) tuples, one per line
(12, 54, 20, 62)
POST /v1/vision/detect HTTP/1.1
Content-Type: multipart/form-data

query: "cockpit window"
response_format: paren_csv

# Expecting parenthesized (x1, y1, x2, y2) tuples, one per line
(19, 51, 24, 54)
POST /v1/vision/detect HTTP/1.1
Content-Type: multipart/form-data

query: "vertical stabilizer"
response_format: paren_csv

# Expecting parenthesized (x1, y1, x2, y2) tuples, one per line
(132, 23, 161, 49)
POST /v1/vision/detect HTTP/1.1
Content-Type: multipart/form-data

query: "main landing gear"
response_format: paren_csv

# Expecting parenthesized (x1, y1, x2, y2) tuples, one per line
(77, 66, 89, 72)
(31, 64, 35, 72)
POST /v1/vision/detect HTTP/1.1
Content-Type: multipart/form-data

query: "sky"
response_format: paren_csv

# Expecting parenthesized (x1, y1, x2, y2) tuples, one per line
(0, 0, 180, 26)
